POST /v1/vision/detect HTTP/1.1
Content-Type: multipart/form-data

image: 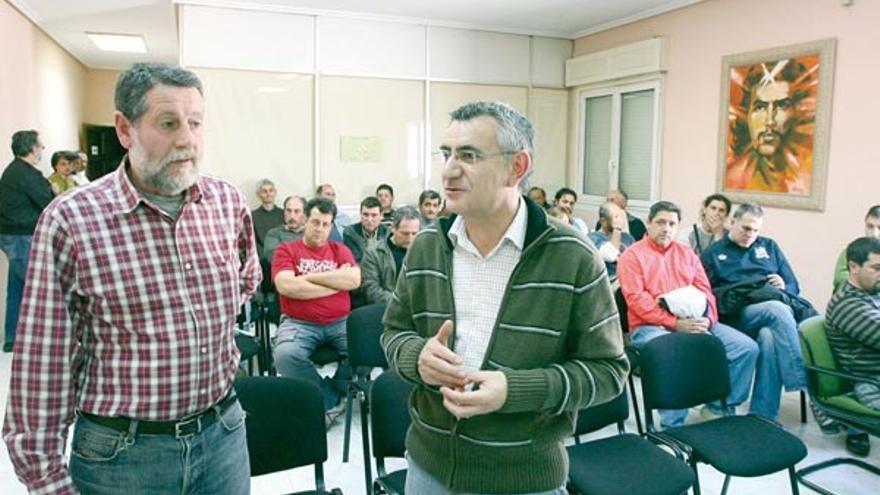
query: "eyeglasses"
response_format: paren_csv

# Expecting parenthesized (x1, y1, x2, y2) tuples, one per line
(434, 148, 517, 165)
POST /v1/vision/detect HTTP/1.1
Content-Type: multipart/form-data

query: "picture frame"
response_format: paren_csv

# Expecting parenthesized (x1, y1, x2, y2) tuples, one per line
(716, 38, 836, 211)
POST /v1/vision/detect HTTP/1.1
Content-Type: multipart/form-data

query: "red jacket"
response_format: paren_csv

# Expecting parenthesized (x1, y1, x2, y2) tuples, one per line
(617, 238, 718, 331)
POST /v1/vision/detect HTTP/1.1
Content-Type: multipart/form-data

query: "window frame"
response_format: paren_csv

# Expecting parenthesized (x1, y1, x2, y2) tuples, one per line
(575, 76, 663, 217)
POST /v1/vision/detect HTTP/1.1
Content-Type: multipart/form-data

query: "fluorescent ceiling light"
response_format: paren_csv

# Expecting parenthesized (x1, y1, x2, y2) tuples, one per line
(87, 33, 146, 53)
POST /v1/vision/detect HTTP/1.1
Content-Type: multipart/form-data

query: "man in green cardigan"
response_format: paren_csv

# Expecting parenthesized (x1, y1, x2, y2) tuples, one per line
(381, 101, 629, 494)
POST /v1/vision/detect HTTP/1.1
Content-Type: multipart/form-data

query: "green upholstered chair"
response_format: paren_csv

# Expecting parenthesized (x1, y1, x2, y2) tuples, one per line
(796, 316, 880, 495)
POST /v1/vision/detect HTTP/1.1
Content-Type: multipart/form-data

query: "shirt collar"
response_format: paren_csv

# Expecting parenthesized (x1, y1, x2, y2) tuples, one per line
(448, 197, 527, 255)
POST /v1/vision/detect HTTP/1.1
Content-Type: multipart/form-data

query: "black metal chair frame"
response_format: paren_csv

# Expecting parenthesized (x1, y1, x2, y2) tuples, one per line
(341, 303, 388, 469)
(567, 386, 695, 495)
(234, 376, 344, 495)
(640, 332, 806, 495)
(369, 370, 412, 495)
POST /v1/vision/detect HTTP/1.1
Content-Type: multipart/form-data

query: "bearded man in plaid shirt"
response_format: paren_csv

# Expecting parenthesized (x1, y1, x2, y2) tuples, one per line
(2, 63, 261, 494)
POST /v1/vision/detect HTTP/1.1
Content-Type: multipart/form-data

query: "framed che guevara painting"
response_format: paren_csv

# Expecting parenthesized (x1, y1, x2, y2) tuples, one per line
(716, 38, 836, 211)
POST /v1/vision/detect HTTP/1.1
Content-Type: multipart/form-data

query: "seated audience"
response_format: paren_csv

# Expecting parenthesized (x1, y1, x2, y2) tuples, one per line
(343, 196, 388, 263)
(376, 183, 396, 226)
(47, 151, 76, 195)
(589, 201, 635, 280)
(834, 205, 880, 293)
(826, 236, 880, 456)
(553, 187, 589, 235)
(344, 196, 389, 308)
(251, 178, 283, 255)
(361, 207, 420, 304)
(418, 189, 441, 229)
(73, 151, 90, 185)
(262, 195, 306, 266)
(317, 182, 354, 236)
(546, 205, 570, 224)
(689, 193, 731, 254)
(618, 201, 758, 428)
(701, 203, 813, 420)
(272, 197, 360, 423)
(825, 236, 880, 455)
(527, 186, 551, 210)
(597, 189, 647, 240)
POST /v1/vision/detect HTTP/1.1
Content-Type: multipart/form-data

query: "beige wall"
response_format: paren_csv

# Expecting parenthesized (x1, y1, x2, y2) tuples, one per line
(83, 69, 120, 126)
(572, 0, 880, 306)
(0, 0, 87, 339)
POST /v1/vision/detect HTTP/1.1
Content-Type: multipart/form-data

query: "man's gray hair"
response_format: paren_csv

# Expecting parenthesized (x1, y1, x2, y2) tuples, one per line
(256, 178, 275, 191)
(115, 63, 203, 122)
(733, 202, 764, 220)
(392, 206, 421, 228)
(449, 101, 535, 157)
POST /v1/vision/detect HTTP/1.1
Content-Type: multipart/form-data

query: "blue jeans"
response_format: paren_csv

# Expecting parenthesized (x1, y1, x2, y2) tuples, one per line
(405, 455, 566, 495)
(631, 323, 758, 429)
(272, 316, 350, 410)
(733, 301, 807, 420)
(69, 400, 250, 494)
(0, 234, 32, 345)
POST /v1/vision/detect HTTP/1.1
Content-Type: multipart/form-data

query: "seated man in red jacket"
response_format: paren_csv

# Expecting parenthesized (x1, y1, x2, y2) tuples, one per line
(618, 200, 758, 429)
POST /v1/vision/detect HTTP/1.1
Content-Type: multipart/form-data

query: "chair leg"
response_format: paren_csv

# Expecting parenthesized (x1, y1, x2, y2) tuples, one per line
(690, 460, 702, 495)
(720, 475, 731, 495)
(800, 390, 807, 423)
(789, 466, 800, 495)
(361, 394, 373, 495)
(628, 373, 644, 435)
(342, 384, 356, 462)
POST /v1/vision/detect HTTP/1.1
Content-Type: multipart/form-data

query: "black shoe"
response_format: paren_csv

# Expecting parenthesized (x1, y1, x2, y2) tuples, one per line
(846, 433, 870, 457)
(2, 342, 13, 353)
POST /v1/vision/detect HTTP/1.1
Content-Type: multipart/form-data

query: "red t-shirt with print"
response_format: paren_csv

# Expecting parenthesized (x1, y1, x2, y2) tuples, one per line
(272, 239, 356, 324)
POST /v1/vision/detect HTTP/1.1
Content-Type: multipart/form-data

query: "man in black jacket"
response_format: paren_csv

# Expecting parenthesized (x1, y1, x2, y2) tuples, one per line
(343, 196, 388, 308)
(0, 130, 54, 352)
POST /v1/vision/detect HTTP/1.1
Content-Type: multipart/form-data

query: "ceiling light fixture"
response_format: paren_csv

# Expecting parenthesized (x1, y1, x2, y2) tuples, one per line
(86, 32, 147, 53)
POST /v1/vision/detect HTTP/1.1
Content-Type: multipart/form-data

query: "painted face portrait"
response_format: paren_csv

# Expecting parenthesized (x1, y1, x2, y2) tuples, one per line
(725, 56, 817, 195)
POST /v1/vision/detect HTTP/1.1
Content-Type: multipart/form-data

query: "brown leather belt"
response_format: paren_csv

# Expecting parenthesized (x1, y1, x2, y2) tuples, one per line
(80, 391, 238, 438)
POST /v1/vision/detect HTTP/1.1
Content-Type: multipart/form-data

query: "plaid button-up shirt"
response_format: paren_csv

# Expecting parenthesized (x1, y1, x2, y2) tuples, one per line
(2, 163, 261, 494)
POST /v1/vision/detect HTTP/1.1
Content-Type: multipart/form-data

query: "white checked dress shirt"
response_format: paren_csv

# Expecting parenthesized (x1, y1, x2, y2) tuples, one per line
(447, 198, 526, 372)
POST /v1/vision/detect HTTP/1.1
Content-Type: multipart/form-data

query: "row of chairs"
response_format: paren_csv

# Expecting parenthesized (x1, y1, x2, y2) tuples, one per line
(235, 299, 851, 494)
(613, 286, 808, 436)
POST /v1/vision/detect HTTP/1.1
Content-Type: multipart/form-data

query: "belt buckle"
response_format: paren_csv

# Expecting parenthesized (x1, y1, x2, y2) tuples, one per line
(175, 415, 202, 438)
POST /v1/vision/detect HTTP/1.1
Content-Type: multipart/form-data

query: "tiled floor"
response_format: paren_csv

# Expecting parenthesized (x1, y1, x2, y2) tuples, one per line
(1, 352, 877, 494)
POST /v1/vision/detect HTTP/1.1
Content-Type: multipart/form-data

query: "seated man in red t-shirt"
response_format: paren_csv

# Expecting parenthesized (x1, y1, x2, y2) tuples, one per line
(272, 197, 361, 417)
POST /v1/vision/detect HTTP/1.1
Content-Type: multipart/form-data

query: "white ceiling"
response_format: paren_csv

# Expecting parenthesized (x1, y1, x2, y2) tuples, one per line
(11, 0, 706, 70)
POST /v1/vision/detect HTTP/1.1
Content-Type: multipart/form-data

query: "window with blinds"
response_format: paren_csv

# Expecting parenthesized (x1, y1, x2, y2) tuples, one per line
(577, 80, 660, 206)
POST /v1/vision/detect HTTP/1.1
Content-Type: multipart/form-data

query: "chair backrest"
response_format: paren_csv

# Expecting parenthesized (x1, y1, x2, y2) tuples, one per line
(370, 370, 413, 461)
(235, 376, 327, 477)
(347, 303, 388, 369)
(799, 316, 850, 398)
(614, 287, 629, 332)
(640, 332, 730, 415)
(574, 387, 630, 436)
